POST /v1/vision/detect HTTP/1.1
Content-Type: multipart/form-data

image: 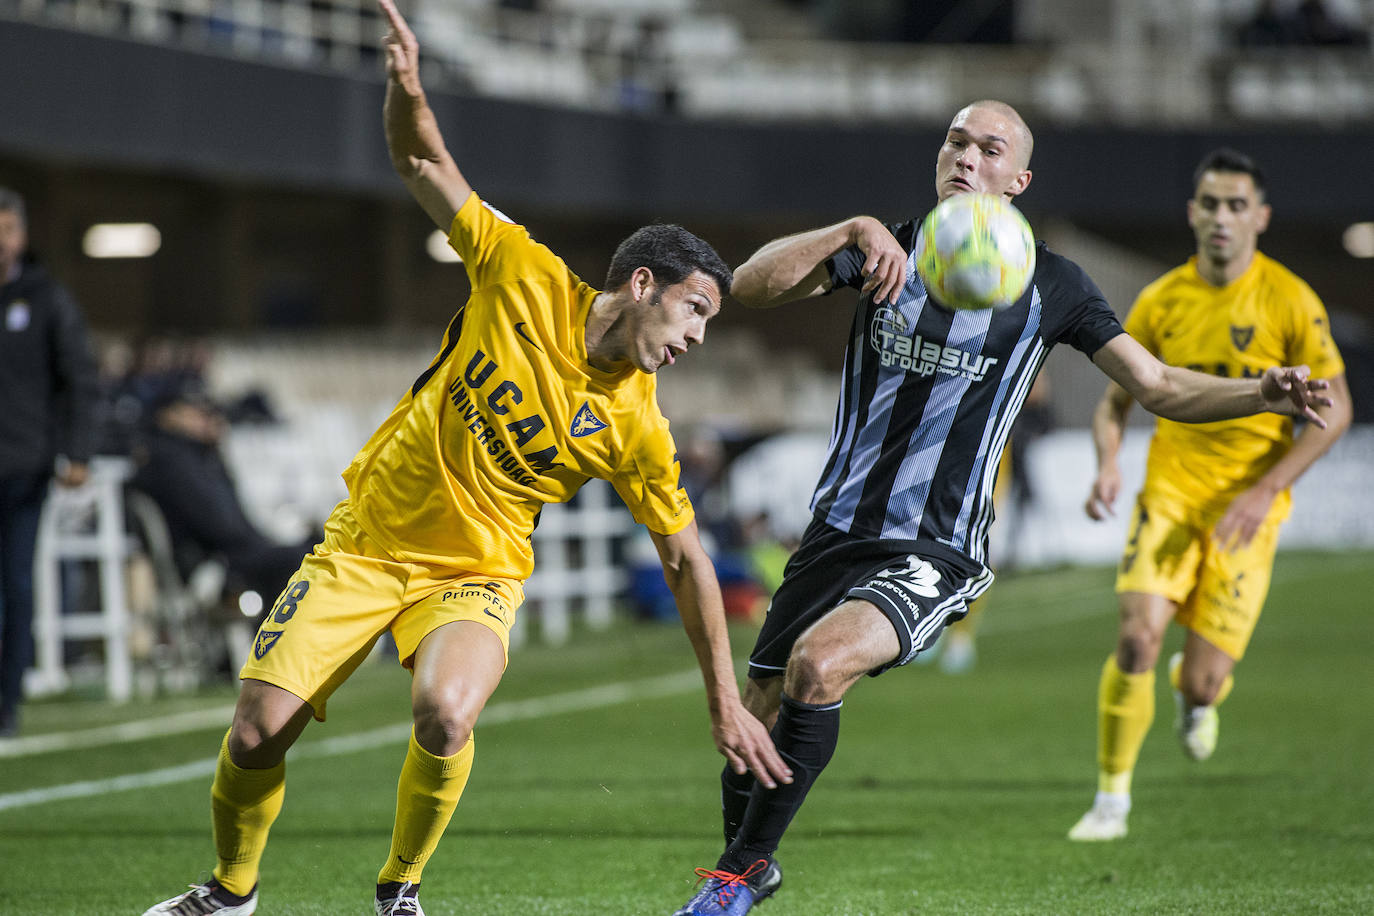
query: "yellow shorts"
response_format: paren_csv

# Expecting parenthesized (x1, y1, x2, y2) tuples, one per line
(1114, 495, 1280, 661)
(239, 499, 523, 720)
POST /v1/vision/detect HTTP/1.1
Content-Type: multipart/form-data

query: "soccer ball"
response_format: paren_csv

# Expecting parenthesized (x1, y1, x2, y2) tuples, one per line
(914, 193, 1036, 311)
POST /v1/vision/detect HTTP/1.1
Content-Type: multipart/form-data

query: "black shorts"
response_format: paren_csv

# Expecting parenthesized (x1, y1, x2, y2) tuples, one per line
(747, 517, 993, 680)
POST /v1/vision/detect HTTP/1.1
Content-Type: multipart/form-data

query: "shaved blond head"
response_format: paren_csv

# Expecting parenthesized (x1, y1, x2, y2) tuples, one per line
(954, 100, 1034, 170)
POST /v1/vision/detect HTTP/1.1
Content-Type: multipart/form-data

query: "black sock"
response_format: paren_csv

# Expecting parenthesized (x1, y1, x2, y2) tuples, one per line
(721, 764, 757, 846)
(377, 881, 420, 900)
(718, 693, 841, 872)
(206, 878, 255, 905)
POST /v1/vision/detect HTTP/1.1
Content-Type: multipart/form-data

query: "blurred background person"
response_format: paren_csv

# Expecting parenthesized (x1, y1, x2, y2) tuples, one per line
(0, 186, 99, 738)
(1068, 149, 1352, 843)
(122, 342, 314, 648)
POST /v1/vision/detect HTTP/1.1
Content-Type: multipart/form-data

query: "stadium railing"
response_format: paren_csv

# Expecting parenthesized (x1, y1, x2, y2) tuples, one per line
(28, 456, 138, 703)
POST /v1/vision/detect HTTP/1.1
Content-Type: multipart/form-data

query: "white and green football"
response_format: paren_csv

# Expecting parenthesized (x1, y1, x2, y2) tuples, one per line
(914, 192, 1035, 311)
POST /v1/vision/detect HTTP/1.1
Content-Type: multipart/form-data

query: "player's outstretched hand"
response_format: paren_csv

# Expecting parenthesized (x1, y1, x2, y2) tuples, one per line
(1260, 365, 1331, 427)
(854, 218, 907, 306)
(712, 700, 793, 790)
(378, 0, 422, 95)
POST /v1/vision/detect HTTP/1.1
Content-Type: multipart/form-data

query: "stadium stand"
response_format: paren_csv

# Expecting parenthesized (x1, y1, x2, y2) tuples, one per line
(3, 0, 1372, 124)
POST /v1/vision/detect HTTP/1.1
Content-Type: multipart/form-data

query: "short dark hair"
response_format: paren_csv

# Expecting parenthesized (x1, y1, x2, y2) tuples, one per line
(605, 224, 732, 299)
(1193, 148, 1267, 198)
(0, 187, 27, 225)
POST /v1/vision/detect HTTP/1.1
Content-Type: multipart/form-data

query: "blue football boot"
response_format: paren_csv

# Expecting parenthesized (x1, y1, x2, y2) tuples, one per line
(672, 859, 782, 916)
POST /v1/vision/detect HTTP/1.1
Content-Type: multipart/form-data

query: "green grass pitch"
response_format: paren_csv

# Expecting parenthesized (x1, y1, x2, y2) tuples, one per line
(1, 551, 1370, 914)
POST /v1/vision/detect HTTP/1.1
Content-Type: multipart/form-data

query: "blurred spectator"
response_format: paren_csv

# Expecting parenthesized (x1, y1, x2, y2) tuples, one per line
(123, 350, 312, 648)
(679, 426, 732, 543)
(613, 17, 678, 115)
(739, 510, 795, 617)
(0, 187, 99, 737)
(92, 336, 140, 456)
(630, 427, 781, 622)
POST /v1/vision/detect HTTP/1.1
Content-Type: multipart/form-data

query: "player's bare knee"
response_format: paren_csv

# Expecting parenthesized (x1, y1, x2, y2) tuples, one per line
(1116, 629, 1161, 673)
(783, 641, 846, 704)
(412, 693, 476, 756)
(1181, 667, 1224, 706)
(226, 680, 311, 766)
(227, 714, 288, 768)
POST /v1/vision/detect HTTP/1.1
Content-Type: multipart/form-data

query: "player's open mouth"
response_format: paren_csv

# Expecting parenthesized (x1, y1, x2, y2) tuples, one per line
(663, 347, 676, 366)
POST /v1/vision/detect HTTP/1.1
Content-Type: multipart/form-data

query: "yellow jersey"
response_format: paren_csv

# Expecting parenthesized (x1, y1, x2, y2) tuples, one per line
(1125, 252, 1345, 522)
(342, 192, 693, 578)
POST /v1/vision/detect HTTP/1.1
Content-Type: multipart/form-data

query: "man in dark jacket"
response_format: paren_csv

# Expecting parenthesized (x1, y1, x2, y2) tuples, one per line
(0, 187, 99, 737)
(130, 382, 313, 630)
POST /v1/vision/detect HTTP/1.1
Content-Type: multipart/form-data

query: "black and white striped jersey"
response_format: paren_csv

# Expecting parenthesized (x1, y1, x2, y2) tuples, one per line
(814, 216, 1124, 569)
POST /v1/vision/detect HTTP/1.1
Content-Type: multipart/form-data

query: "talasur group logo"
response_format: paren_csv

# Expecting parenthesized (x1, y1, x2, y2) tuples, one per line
(869, 308, 999, 382)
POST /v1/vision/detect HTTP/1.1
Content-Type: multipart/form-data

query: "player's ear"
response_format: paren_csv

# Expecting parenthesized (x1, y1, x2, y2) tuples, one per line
(629, 266, 655, 303)
(1256, 203, 1272, 234)
(1007, 169, 1032, 198)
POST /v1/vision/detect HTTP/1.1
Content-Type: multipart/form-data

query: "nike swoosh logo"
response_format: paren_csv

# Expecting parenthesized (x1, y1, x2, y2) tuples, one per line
(397, 855, 419, 865)
(513, 322, 542, 351)
(484, 607, 507, 625)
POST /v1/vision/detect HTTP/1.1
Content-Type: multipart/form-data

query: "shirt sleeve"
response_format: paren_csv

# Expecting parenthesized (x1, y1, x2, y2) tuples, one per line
(826, 219, 915, 294)
(446, 191, 567, 294)
(611, 412, 695, 536)
(1121, 290, 1157, 356)
(1038, 251, 1125, 357)
(1286, 285, 1346, 379)
(826, 243, 866, 293)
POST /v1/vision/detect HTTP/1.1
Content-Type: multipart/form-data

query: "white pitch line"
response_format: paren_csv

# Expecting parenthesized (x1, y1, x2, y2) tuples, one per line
(0, 591, 1106, 762)
(0, 704, 238, 760)
(0, 669, 703, 813)
(0, 554, 1342, 802)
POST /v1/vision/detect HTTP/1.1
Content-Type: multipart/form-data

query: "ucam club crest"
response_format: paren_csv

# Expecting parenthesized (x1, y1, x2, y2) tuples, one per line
(570, 402, 608, 437)
(254, 629, 283, 660)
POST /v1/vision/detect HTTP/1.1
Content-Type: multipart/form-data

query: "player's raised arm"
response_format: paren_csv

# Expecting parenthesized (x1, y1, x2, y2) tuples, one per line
(732, 216, 906, 309)
(379, 0, 472, 230)
(1091, 332, 1333, 426)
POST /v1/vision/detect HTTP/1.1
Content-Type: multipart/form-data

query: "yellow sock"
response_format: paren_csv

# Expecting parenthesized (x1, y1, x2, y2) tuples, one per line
(211, 731, 285, 896)
(1213, 673, 1234, 707)
(1096, 654, 1155, 797)
(378, 730, 475, 885)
